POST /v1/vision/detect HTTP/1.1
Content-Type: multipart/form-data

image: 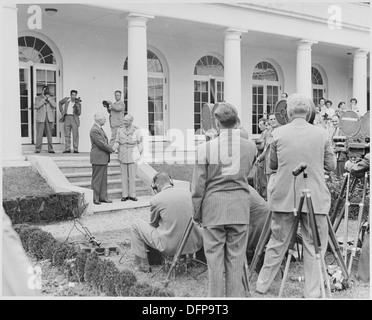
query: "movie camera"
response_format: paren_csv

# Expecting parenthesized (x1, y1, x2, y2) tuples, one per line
(271, 98, 316, 126)
(334, 110, 370, 161)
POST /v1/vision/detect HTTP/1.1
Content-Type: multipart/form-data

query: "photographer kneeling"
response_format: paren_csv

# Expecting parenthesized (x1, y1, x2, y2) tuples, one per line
(131, 172, 203, 272)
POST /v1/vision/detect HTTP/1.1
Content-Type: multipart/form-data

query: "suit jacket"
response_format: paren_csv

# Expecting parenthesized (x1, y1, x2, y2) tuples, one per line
(269, 118, 336, 214)
(109, 100, 125, 128)
(149, 186, 203, 255)
(113, 125, 143, 164)
(34, 94, 56, 123)
(59, 97, 81, 127)
(346, 153, 370, 178)
(90, 124, 114, 165)
(191, 130, 257, 227)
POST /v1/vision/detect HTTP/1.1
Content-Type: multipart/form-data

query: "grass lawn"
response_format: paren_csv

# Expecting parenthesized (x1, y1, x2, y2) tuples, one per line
(2, 167, 54, 200)
(150, 164, 194, 182)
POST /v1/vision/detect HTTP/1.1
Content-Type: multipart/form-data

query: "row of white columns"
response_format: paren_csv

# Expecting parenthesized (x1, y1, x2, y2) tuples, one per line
(1, 6, 369, 160)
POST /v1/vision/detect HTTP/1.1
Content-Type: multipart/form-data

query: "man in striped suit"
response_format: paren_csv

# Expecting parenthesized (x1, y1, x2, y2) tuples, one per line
(191, 102, 256, 297)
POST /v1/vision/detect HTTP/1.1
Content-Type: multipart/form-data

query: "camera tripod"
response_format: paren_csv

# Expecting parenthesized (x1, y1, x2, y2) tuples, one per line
(162, 217, 251, 297)
(331, 171, 369, 276)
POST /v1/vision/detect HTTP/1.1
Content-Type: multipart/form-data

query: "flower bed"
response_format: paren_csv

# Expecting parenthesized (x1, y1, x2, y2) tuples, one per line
(14, 224, 175, 297)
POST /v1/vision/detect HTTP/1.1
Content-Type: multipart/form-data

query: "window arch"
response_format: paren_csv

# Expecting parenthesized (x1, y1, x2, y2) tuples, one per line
(194, 55, 224, 133)
(18, 36, 56, 64)
(251, 60, 281, 135)
(312, 66, 327, 106)
(123, 49, 167, 136)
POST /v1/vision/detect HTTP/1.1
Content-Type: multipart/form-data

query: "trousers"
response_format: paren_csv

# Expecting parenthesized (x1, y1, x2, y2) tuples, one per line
(64, 115, 79, 151)
(203, 224, 249, 297)
(35, 119, 54, 152)
(91, 164, 108, 202)
(121, 163, 137, 197)
(256, 212, 328, 298)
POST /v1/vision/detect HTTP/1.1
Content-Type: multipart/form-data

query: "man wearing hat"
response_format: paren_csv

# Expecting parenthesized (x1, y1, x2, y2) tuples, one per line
(34, 85, 56, 153)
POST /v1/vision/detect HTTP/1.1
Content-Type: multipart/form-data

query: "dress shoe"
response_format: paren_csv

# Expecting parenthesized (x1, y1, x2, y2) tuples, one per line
(35, 150, 41, 153)
(63, 150, 71, 153)
(121, 197, 129, 202)
(100, 199, 113, 203)
(93, 201, 101, 205)
(74, 150, 79, 154)
(129, 197, 138, 201)
(48, 150, 55, 154)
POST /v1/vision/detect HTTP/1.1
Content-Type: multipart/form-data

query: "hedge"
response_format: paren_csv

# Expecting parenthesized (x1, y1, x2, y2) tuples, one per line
(3, 192, 87, 224)
(14, 224, 175, 297)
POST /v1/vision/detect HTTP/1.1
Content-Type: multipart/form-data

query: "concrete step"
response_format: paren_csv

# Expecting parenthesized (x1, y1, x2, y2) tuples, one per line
(92, 196, 152, 214)
(65, 171, 121, 183)
(57, 162, 121, 174)
(73, 178, 148, 190)
(107, 187, 152, 199)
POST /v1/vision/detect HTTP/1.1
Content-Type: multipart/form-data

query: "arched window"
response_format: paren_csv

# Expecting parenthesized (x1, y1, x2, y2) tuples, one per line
(312, 66, 326, 106)
(18, 36, 56, 64)
(252, 61, 280, 134)
(123, 50, 167, 136)
(194, 55, 224, 133)
(18, 35, 59, 144)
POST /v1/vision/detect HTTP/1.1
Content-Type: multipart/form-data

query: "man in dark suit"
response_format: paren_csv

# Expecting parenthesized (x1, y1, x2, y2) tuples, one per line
(256, 93, 336, 298)
(34, 85, 56, 153)
(191, 102, 256, 297)
(90, 113, 114, 205)
(59, 90, 82, 153)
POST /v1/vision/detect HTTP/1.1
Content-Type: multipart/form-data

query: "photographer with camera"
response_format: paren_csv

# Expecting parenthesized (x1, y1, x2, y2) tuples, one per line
(330, 115, 347, 176)
(256, 93, 336, 298)
(34, 85, 56, 153)
(130, 172, 203, 272)
(59, 90, 82, 153)
(102, 90, 126, 147)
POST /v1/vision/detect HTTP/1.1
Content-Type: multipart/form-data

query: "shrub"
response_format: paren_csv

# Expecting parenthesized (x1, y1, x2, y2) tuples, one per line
(101, 260, 120, 296)
(115, 269, 137, 297)
(18, 226, 42, 252)
(84, 251, 100, 284)
(151, 284, 176, 297)
(75, 252, 88, 283)
(13, 223, 31, 235)
(52, 242, 77, 268)
(27, 229, 56, 260)
(128, 282, 154, 297)
(41, 238, 59, 260)
(3, 192, 87, 224)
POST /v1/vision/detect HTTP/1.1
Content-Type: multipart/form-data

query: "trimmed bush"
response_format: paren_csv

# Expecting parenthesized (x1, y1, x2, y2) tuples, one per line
(3, 192, 87, 224)
(18, 226, 42, 251)
(41, 238, 59, 260)
(115, 269, 137, 297)
(27, 229, 56, 260)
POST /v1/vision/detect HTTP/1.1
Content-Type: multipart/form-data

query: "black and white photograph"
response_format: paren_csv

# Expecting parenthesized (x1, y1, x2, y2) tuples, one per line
(1, 0, 370, 303)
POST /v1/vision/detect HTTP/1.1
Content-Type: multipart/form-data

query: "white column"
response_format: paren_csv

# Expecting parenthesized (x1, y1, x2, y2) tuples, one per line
(352, 49, 369, 114)
(224, 28, 247, 117)
(127, 13, 153, 132)
(2, 4, 23, 161)
(296, 40, 317, 99)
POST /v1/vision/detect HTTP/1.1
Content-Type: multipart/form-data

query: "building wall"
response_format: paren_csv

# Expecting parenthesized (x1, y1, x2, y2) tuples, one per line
(18, 14, 354, 151)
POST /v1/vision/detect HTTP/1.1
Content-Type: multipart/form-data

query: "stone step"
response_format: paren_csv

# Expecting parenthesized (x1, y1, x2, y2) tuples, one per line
(107, 187, 152, 199)
(57, 162, 121, 174)
(65, 171, 122, 183)
(92, 196, 152, 214)
(72, 178, 148, 190)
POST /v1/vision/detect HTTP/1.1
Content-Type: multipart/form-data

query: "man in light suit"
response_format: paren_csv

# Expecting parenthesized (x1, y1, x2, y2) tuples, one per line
(34, 85, 56, 153)
(191, 102, 256, 297)
(59, 90, 82, 153)
(256, 93, 336, 298)
(90, 113, 114, 205)
(131, 172, 203, 272)
(106, 90, 126, 146)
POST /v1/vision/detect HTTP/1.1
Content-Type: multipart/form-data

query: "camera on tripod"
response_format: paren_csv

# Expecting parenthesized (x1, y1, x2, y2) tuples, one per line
(338, 110, 370, 161)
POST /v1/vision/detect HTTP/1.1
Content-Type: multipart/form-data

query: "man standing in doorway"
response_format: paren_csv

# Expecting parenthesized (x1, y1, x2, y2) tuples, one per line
(59, 90, 82, 153)
(34, 85, 56, 153)
(106, 90, 126, 146)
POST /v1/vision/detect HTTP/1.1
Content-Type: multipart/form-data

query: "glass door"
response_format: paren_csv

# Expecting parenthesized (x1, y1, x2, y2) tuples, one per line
(33, 65, 59, 143)
(148, 74, 165, 136)
(19, 67, 32, 143)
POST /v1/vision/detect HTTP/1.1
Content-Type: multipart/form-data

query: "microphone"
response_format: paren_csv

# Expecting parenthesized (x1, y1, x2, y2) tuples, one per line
(292, 162, 307, 176)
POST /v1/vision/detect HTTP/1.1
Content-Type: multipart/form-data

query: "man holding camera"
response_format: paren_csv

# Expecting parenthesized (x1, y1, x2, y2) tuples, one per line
(256, 94, 336, 298)
(59, 90, 82, 153)
(34, 85, 56, 153)
(131, 172, 203, 272)
(104, 90, 126, 146)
